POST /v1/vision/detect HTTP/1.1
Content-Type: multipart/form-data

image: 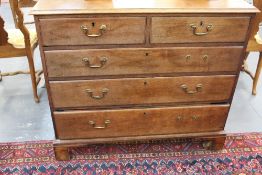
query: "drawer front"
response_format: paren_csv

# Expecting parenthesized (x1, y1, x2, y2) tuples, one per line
(40, 17, 146, 46)
(54, 105, 229, 139)
(50, 75, 235, 108)
(45, 47, 243, 78)
(151, 17, 250, 43)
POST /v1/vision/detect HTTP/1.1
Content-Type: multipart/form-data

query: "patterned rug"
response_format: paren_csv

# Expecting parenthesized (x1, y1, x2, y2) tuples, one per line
(0, 133, 262, 175)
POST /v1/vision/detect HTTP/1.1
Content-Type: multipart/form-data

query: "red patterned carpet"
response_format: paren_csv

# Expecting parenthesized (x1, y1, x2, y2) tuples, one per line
(0, 133, 262, 174)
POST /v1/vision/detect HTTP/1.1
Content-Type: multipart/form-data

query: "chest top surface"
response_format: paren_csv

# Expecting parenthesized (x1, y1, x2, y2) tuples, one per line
(32, 0, 258, 15)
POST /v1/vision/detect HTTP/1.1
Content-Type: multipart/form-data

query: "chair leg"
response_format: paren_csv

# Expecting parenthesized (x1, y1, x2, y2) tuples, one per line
(252, 52, 262, 95)
(26, 50, 39, 103)
(241, 52, 250, 71)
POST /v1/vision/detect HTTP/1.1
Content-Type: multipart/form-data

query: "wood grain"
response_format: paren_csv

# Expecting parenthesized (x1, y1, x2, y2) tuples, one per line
(45, 47, 243, 78)
(151, 17, 250, 43)
(54, 131, 226, 146)
(54, 104, 229, 139)
(39, 17, 146, 46)
(53, 147, 70, 161)
(49, 75, 236, 108)
(31, 0, 257, 160)
(31, 0, 258, 15)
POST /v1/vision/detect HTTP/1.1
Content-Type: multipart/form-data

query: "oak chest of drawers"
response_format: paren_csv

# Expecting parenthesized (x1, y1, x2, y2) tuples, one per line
(32, 0, 258, 160)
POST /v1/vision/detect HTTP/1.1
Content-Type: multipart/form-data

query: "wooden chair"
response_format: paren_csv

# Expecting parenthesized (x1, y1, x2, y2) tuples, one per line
(244, 0, 262, 95)
(0, 0, 41, 102)
(9, 0, 37, 28)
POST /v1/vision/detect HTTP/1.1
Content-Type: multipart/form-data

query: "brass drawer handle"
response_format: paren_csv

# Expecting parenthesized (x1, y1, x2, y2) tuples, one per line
(185, 55, 209, 62)
(192, 115, 199, 120)
(82, 57, 107, 68)
(177, 116, 183, 121)
(185, 55, 191, 62)
(80, 24, 107, 37)
(85, 88, 109, 99)
(190, 23, 213, 36)
(89, 120, 111, 129)
(177, 116, 199, 120)
(202, 55, 208, 62)
(181, 84, 202, 94)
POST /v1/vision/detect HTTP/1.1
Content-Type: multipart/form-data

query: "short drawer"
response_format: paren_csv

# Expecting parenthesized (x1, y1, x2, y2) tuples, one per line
(50, 75, 236, 108)
(39, 17, 146, 46)
(54, 104, 229, 139)
(45, 46, 243, 78)
(151, 17, 250, 43)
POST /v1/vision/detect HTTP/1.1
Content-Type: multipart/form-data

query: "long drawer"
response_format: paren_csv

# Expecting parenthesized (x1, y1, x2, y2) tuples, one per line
(50, 75, 236, 108)
(151, 17, 250, 43)
(54, 104, 230, 139)
(39, 17, 146, 46)
(45, 47, 243, 78)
